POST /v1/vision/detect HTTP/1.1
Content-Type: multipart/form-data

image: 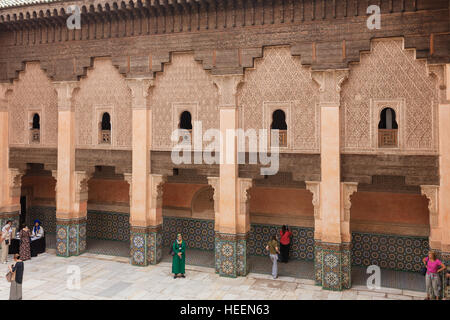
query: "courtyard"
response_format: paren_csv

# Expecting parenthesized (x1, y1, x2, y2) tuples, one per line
(0, 251, 427, 300)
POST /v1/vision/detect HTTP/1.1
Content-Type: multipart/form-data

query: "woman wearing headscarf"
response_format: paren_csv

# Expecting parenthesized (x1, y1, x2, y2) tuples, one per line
(31, 220, 44, 239)
(18, 226, 31, 261)
(172, 234, 186, 279)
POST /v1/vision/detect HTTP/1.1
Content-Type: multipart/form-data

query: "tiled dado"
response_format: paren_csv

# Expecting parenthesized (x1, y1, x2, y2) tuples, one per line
(56, 218, 87, 257)
(27, 206, 56, 233)
(0, 211, 20, 230)
(315, 241, 351, 291)
(162, 216, 215, 251)
(130, 225, 163, 266)
(87, 210, 130, 242)
(215, 233, 249, 278)
(351, 232, 429, 272)
(248, 224, 315, 261)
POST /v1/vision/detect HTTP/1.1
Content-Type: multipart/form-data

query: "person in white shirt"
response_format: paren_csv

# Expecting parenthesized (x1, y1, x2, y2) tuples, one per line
(31, 220, 44, 240)
(1, 221, 13, 263)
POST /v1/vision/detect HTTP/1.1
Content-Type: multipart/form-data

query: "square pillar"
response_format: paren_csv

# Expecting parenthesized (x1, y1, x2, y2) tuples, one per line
(56, 218, 87, 257)
(0, 84, 21, 230)
(311, 70, 350, 291)
(315, 241, 351, 290)
(130, 225, 163, 266)
(212, 74, 251, 278)
(215, 232, 249, 277)
(126, 78, 165, 267)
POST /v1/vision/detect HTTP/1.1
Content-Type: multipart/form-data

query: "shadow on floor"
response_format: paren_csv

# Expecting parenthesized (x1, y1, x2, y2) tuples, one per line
(352, 266, 426, 292)
(161, 246, 215, 268)
(46, 234, 129, 257)
(47, 237, 425, 292)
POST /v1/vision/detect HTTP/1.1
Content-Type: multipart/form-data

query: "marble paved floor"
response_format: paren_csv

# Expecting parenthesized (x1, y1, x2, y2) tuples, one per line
(0, 252, 427, 300)
(46, 236, 426, 293)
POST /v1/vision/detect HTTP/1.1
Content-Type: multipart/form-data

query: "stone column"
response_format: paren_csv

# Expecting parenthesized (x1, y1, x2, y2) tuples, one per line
(212, 74, 247, 278)
(53, 81, 90, 257)
(236, 178, 253, 276)
(126, 77, 166, 266)
(0, 84, 21, 229)
(437, 64, 450, 265)
(311, 70, 351, 290)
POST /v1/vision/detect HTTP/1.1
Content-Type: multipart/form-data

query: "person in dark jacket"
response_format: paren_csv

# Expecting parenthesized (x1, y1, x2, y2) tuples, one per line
(9, 254, 24, 300)
(279, 225, 292, 263)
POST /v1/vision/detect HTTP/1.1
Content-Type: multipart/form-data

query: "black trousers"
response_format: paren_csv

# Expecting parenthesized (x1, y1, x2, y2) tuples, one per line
(279, 243, 290, 262)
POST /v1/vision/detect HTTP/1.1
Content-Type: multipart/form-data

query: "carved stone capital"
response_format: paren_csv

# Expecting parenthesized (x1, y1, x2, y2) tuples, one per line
(341, 182, 358, 222)
(305, 181, 320, 220)
(310, 69, 349, 105)
(421, 185, 439, 228)
(212, 74, 244, 108)
(123, 173, 132, 203)
(239, 178, 253, 204)
(52, 81, 80, 111)
(125, 77, 154, 109)
(8, 168, 25, 198)
(74, 171, 92, 202)
(150, 174, 166, 209)
(207, 176, 220, 214)
(427, 64, 447, 104)
(0, 83, 13, 112)
(51, 170, 58, 195)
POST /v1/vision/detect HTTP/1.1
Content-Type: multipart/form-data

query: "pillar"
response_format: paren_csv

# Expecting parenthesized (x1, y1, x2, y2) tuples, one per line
(0, 84, 21, 229)
(126, 77, 166, 266)
(53, 81, 89, 257)
(212, 74, 250, 277)
(311, 70, 352, 290)
(438, 64, 450, 266)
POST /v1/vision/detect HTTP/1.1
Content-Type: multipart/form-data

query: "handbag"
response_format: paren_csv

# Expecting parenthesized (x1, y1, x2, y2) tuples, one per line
(5, 270, 16, 283)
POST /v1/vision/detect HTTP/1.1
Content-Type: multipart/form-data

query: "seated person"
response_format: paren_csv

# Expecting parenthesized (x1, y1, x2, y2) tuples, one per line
(31, 220, 44, 240)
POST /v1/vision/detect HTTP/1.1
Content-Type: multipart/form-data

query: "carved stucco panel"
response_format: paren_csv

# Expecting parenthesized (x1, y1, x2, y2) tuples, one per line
(341, 39, 438, 153)
(150, 53, 219, 151)
(238, 46, 320, 153)
(74, 58, 132, 148)
(9, 62, 57, 147)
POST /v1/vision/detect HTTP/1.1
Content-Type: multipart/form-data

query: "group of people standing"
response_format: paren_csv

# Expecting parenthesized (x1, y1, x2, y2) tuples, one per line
(266, 225, 293, 279)
(1, 220, 44, 300)
(1, 220, 44, 264)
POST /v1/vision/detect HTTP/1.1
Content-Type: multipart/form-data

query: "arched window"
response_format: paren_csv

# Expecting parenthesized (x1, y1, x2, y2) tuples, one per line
(32, 113, 40, 129)
(179, 111, 192, 144)
(271, 109, 287, 147)
(101, 112, 111, 131)
(378, 108, 398, 130)
(30, 113, 40, 143)
(179, 111, 192, 130)
(378, 108, 398, 148)
(100, 112, 111, 144)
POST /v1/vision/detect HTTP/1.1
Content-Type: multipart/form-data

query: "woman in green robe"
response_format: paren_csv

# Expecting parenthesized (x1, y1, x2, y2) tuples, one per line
(172, 233, 186, 278)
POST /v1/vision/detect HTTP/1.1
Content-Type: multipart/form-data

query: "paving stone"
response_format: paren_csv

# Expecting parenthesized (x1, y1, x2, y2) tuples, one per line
(386, 294, 413, 300)
(0, 252, 424, 300)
